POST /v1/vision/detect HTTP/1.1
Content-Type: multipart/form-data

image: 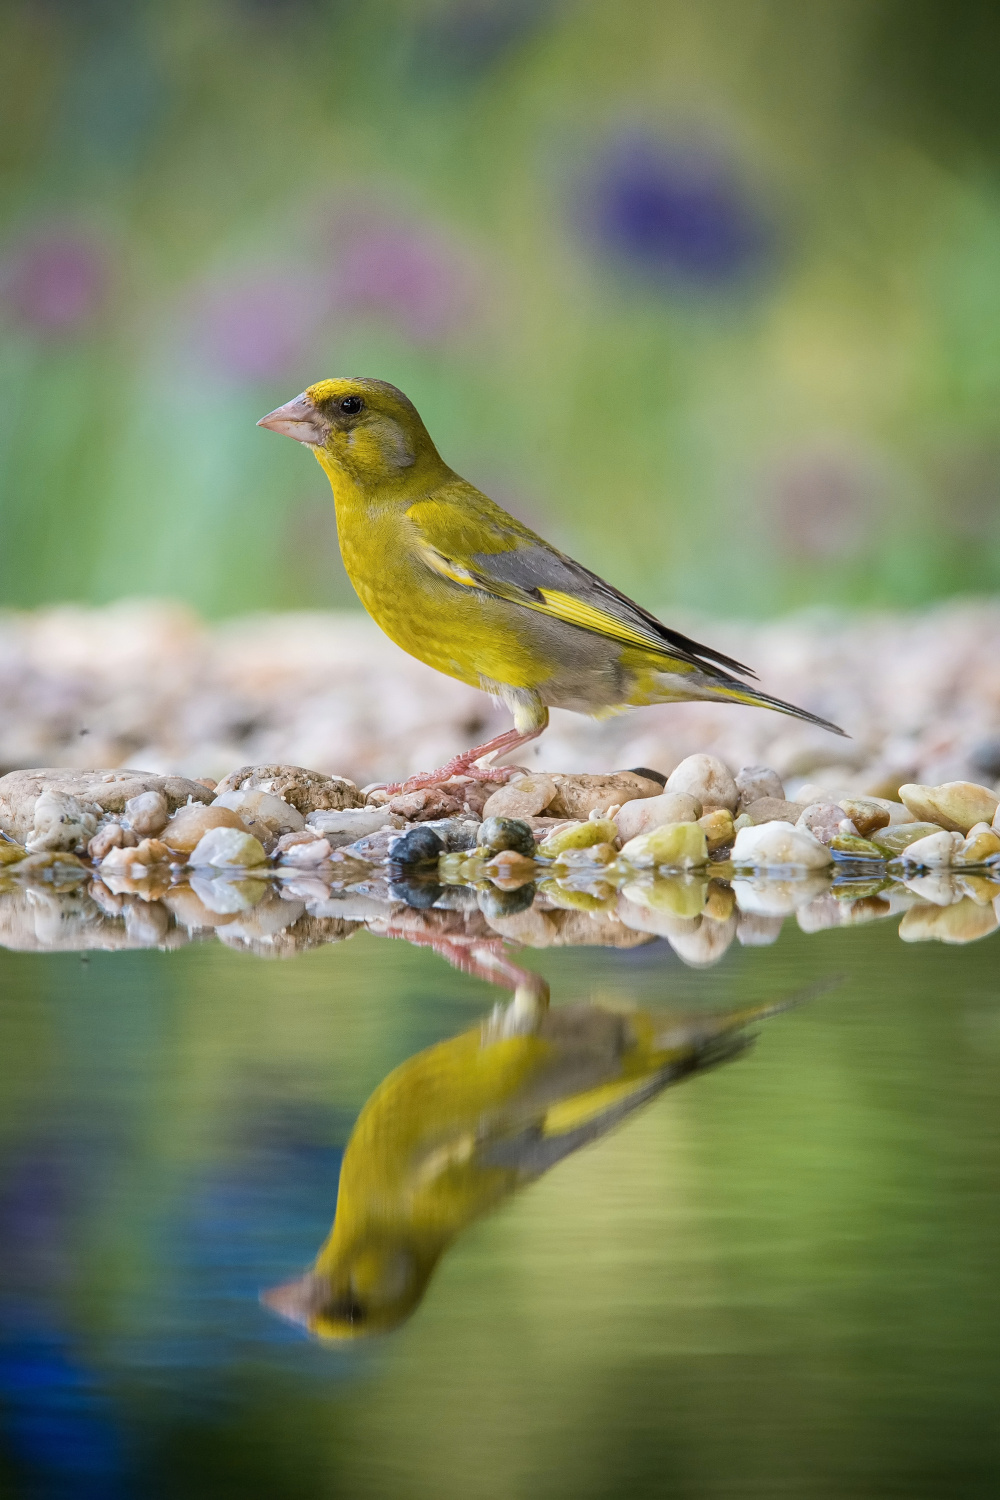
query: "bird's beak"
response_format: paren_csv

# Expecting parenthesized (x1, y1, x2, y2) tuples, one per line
(257, 392, 330, 446)
(260, 1270, 329, 1328)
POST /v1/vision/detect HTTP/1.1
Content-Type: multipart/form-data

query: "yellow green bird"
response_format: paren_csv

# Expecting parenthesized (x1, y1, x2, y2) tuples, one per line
(261, 984, 809, 1340)
(258, 378, 843, 789)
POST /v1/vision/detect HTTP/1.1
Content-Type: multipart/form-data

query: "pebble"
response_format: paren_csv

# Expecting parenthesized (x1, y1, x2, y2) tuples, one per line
(305, 806, 401, 848)
(482, 774, 557, 820)
(123, 790, 169, 837)
(162, 804, 250, 854)
(829, 833, 884, 858)
(212, 789, 305, 844)
(545, 772, 661, 820)
(666, 754, 738, 812)
(898, 829, 965, 867)
(87, 823, 139, 861)
(537, 818, 618, 858)
(731, 821, 832, 869)
(188, 827, 268, 868)
(619, 821, 708, 870)
(214, 764, 363, 814)
(0, 768, 214, 845)
(958, 827, 1000, 865)
(838, 797, 891, 837)
(796, 802, 850, 845)
(279, 837, 333, 867)
(898, 781, 999, 835)
(25, 791, 98, 854)
(899, 899, 999, 945)
(613, 791, 701, 843)
(387, 826, 445, 865)
(870, 821, 942, 855)
(741, 797, 808, 826)
(698, 808, 735, 852)
(0, 843, 26, 866)
(99, 838, 172, 874)
(388, 787, 465, 821)
(734, 765, 785, 810)
(477, 817, 536, 856)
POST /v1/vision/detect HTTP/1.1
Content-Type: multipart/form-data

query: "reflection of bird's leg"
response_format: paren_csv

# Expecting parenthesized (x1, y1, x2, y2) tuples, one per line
(378, 912, 549, 1010)
(385, 697, 549, 795)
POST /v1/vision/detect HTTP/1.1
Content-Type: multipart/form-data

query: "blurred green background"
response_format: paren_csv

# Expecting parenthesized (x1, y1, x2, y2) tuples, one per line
(2, 0, 1000, 620)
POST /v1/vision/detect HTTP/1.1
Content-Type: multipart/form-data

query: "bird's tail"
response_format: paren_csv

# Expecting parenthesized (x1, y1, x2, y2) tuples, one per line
(644, 655, 847, 737)
(692, 674, 847, 738)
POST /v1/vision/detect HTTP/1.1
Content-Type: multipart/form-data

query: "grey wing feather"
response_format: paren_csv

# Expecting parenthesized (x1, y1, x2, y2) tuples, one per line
(470, 538, 757, 680)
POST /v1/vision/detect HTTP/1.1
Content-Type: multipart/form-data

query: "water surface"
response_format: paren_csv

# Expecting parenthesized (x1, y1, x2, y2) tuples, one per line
(1, 918, 998, 1498)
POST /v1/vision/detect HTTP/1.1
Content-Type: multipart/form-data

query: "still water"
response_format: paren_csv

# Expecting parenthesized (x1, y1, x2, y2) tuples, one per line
(1, 917, 998, 1498)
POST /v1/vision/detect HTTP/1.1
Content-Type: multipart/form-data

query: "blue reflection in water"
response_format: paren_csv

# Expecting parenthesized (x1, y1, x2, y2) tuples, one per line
(0, 1316, 129, 1499)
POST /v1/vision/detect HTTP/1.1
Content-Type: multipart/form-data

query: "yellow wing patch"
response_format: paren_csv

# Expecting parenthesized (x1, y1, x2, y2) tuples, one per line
(542, 1076, 660, 1136)
(414, 542, 695, 669)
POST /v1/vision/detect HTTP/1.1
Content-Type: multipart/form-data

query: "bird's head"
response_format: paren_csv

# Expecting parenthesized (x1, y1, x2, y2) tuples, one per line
(257, 377, 443, 487)
(260, 1237, 435, 1341)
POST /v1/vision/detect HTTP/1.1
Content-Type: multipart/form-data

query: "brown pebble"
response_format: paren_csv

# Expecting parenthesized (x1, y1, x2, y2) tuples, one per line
(839, 797, 891, 838)
(161, 804, 250, 853)
(388, 787, 464, 821)
(743, 797, 807, 825)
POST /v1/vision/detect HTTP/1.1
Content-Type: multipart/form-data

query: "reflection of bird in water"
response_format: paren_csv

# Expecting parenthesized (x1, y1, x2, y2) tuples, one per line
(258, 378, 843, 792)
(262, 982, 819, 1340)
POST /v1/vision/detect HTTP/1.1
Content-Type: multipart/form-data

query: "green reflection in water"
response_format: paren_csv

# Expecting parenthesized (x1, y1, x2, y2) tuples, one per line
(0, 922, 999, 1497)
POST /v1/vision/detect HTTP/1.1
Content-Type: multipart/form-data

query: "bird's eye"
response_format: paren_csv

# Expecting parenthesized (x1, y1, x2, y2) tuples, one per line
(340, 396, 363, 415)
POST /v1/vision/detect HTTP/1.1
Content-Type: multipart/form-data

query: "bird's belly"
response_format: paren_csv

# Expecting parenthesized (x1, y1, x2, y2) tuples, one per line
(341, 541, 554, 691)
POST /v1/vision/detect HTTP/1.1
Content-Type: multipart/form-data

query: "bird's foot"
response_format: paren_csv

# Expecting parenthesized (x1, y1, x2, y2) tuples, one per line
(379, 724, 543, 797)
(382, 757, 517, 798)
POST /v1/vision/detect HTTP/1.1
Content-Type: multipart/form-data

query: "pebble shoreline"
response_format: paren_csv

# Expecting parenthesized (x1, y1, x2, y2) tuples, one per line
(1, 749, 998, 963)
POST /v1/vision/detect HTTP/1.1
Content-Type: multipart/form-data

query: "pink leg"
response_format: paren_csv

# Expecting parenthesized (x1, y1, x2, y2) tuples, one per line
(384, 722, 546, 796)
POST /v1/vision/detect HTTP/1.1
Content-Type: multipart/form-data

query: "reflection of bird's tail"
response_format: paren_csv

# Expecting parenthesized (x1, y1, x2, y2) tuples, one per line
(655, 978, 843, 1057)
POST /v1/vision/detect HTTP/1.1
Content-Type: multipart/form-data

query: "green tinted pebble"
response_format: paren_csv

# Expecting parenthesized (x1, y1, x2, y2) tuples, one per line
(537, 818, 618, 857)
(830, 834, 885, 858)
(0, 843, 26, 865)
(476, 817, 536, 856)
(619, 821, 708, 870)
(871, 822, 943, 855)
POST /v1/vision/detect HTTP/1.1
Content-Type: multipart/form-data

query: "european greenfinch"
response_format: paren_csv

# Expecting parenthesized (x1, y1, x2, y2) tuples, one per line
(261, 985, 804, 1340)
(258, 379, 843, 790)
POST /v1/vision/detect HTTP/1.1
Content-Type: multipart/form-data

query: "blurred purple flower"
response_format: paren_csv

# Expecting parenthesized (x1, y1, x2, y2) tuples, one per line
(0, 230, 109, 335)
(187, 272, 321, 381)
(582, 135, 773, 290)
(332, 218, 484, 343)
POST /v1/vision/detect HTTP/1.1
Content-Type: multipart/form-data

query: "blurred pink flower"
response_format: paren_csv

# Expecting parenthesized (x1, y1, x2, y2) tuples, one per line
(0, 230, 109, 334)
(187, 272, 320, 381)
(331, 218, 484, 343)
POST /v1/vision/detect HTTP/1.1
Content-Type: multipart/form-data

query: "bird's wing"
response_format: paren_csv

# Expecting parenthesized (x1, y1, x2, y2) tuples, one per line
(406, 496, 755, 679)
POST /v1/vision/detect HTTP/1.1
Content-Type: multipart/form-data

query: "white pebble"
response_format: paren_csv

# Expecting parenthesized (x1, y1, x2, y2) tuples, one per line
(731, 821, 832, 869)
(666, 754, 738, 812)
(898, 829, 965, 867)
(189, 826, 267, 867)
